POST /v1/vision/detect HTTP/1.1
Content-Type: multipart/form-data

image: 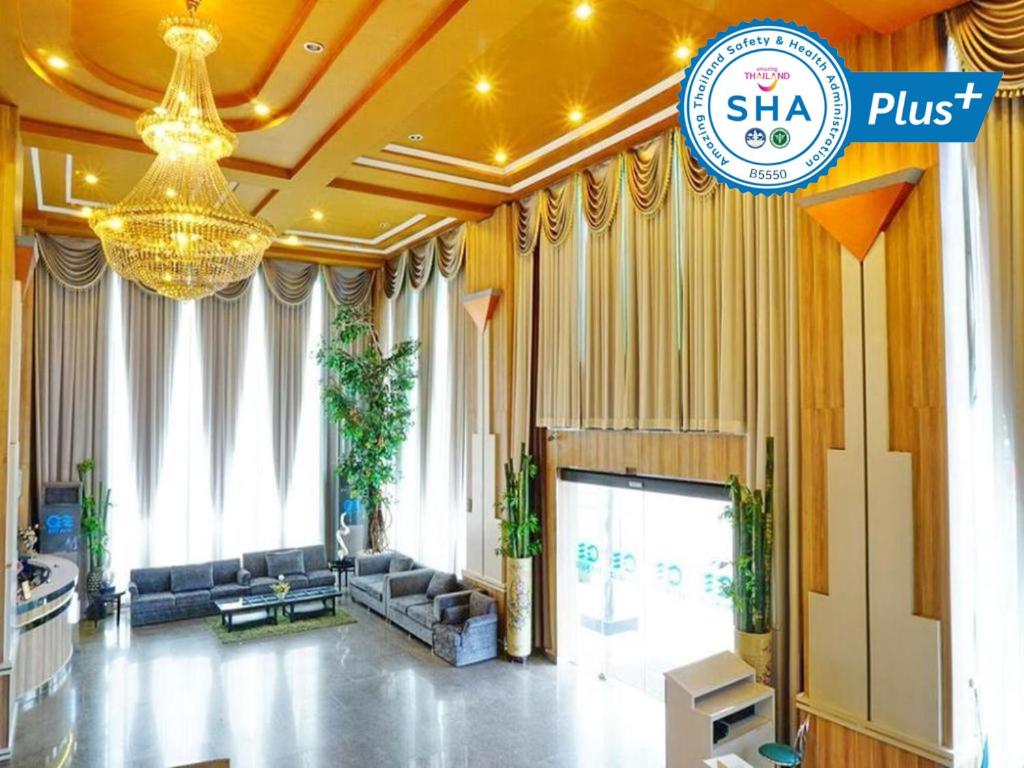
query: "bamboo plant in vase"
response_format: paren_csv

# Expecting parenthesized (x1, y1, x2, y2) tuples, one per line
(720, 437, 775, 684)
(497, 444, 541, 662)
(77, 459, 113, 596)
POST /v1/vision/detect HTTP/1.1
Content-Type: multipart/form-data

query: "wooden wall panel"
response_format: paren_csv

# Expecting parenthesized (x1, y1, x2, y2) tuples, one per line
(803, 715, 943, 768)
(797, 16, 951, 754)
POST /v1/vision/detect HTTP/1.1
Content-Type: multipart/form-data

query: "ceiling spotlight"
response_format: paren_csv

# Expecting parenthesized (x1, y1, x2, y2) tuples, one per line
(475, 78, 492, 94)
(79, 206, 93, 218)
(311, 209, 324, 222)
(574, 3, 593, 20)
(252, 101, 271, 117)
(379, 222, 390, 230)
(283, 234, 301, 246)
(674, 43, 693, 62)
(83, 172, 99, 185)
(568, 108, 584, 124)
(303, 41, 325, 54)
(407, 133, 424, 142)
(494, 149, 508, 165)
(46, 54, 69, 70)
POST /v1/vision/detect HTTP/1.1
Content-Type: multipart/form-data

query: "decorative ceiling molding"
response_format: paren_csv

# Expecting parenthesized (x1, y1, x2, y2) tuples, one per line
(286, 213, 427, 245)
(280, 215, 458, 256)
(382, 69, 684, 177)
(355, 105, 678, 195)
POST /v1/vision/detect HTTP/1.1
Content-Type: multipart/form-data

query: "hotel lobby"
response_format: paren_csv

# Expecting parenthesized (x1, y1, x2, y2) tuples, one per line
(0, 0, 1021, 766)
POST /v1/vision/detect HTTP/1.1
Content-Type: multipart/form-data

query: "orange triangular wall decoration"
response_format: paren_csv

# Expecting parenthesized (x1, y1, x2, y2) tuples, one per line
(463, 288, 502, 332)
(799, 168, 923, 261)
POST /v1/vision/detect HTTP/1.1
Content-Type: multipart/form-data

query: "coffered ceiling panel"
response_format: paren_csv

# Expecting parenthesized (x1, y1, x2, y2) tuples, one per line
(3, 0, 964, 267)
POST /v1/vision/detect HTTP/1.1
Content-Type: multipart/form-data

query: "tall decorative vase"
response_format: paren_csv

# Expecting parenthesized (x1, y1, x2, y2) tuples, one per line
(506, 556, 532, 661)
(736, 629, 773, 685)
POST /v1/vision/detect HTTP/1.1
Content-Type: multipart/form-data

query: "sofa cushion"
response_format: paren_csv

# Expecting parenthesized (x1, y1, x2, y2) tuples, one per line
(173, 589, 211, 609)
(443, 605, 470, 625)
(170, 563, 214, 593)
(350, 574, 385, 598)
(266, 550, 304, 578)
(425, 572, 458, 600)
(132, 592, 174, 612)
(306, 569, 335, 588)
(242, 550, 269, 579)
(300, 545, 328, 573)
(132, 567, 171, 595)
(406, 602, 437, 628)
(210, 583, 248, 601)
(389, 594, 430, 615)
(211, 559, 241, 585)
(389, 555, 414, 574)
(469, 592, 495, 617)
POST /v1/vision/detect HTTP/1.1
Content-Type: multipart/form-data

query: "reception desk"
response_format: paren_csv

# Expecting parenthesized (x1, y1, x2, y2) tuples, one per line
(13, 555, 77, 700)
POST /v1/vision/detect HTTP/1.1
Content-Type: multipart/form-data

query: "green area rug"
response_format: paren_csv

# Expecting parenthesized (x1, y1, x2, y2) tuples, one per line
(206, 610, 356, 644)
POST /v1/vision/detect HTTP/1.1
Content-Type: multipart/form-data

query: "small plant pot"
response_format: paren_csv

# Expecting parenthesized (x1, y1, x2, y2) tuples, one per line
(505, 557, 532, 662)
(735, 629, 773, 684)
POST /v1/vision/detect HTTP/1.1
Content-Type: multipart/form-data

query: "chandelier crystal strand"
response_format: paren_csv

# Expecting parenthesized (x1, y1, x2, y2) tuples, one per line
(90, 2, 275, 300)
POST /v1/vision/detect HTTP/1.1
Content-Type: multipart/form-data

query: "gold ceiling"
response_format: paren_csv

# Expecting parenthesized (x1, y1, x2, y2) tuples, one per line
(3, 0, 963, 267)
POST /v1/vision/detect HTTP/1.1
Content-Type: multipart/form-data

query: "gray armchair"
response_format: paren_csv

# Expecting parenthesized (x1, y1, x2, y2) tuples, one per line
(349, 551, 420, 616)
(432, 591, 499, 666)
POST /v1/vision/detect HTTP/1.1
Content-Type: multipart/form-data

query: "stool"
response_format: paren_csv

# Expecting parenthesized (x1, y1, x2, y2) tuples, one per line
(759, 718, 809, 767)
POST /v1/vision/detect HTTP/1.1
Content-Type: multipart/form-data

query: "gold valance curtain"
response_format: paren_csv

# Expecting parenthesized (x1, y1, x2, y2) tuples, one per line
(582, 157, 637, 428)
(947, 0, 1024, 97)
(629, 132, 681, 429)
(383, 251, 407, 299)
(516, 193, 542, 256)
(436, 224, 466, 278)
(322, 266, 373, 308)
(261, 260, 319, 307)
(36, 233, 107, 289)
(407, 241, 435, 293)
(537, 177, 581, 429)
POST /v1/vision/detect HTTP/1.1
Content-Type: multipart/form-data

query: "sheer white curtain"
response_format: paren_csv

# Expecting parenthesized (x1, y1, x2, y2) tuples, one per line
(941, 113, 1023, 767)
(107, 271, 324, 577)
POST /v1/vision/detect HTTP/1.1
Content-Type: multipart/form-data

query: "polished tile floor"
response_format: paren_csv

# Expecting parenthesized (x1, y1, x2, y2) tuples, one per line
(12, 598, 664, 767)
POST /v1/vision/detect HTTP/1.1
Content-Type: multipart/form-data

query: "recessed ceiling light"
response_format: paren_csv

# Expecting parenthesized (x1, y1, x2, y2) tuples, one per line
(79, 206, 93, 218)
(311, 209, 324, 222)
(379, 222, 390, 230)
(407, 133, 424, 142)
(494, 149, 508, 165)
(568, 108, 584, 124)
(46, 54, 69, 70)
(303, 41, 325, 54)
(674, 43, 692, 62)
(284, 234, 301, 246)
(475, 78, 492, 94)
(83, 172, 99, 185)
(252, 101, 271, 117)
(574, 3, 593, 20)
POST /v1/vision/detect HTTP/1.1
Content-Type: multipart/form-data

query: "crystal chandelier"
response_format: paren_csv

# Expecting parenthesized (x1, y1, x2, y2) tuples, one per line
(90, 0, 275, 300)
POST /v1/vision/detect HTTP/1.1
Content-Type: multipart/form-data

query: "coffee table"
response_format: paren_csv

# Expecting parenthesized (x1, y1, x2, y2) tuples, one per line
(214, 593, 281, 632)
(280, 586, 342, 621)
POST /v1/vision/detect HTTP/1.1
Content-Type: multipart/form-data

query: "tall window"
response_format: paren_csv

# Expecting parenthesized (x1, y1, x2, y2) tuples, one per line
(106, 272, 324, 576)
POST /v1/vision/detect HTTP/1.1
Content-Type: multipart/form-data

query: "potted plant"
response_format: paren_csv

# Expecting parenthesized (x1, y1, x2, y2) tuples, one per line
(497, 443, 541, 662)
(720, 437, 774, 684)
(318, 306, 419, 553)
(77, 459, 113, 596)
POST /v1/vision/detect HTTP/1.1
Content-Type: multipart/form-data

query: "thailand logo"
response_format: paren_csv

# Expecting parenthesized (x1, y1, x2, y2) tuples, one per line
(680, 20, 852, 194)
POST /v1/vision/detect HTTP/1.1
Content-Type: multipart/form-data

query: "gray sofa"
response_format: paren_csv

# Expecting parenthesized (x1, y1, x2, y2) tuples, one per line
(129, 558, 248, 627)
(432, 591, 500, 667)
(242, 545, 334, 595)
(349, 551, 424, 616)
(385, 569, 465, 643)
(129, 545, 334, 627)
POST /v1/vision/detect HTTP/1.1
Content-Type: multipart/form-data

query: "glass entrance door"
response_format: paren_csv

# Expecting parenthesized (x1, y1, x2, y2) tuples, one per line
(557, 473, 734, 701)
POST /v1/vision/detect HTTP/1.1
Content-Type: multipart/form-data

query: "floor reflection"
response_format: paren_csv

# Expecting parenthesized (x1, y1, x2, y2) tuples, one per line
(12, 601, 664, 767)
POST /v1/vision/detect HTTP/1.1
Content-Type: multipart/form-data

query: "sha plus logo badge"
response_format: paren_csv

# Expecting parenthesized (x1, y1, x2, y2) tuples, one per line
(680, 20, 852, 194)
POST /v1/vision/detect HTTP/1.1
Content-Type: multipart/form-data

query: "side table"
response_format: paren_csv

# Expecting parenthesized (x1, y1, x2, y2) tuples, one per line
(330, 557, 355, 592)
(91, 590, 125, 628)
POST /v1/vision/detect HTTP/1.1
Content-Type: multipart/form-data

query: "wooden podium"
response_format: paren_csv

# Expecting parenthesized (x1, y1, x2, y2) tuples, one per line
(665, 651, 774, 768)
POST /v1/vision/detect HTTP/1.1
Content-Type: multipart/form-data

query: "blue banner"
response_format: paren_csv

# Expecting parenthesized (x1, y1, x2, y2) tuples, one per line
(847, 71, 1001, 143)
